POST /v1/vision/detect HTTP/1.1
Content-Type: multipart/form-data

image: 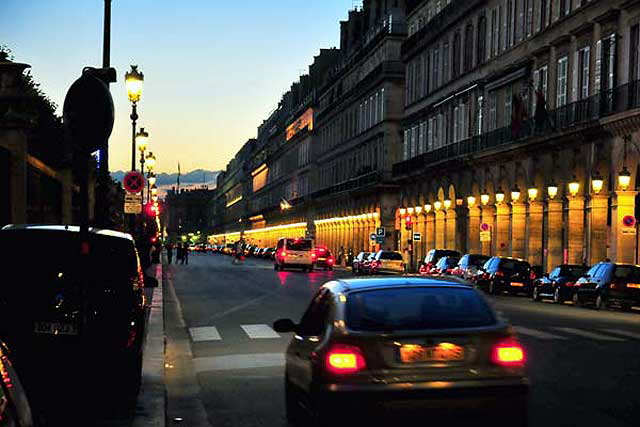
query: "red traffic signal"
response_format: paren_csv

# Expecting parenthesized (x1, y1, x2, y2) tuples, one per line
(144, 202, 160, 217)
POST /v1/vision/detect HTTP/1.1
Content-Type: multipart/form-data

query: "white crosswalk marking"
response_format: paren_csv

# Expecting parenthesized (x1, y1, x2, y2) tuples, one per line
(190, 326, 221, 342)
(241, 324, 281, 339)
(553, 327, 625, 342)
(514, 326, 567, 340)
(599, 329, 640, 340)
(193, 353, 285, 373)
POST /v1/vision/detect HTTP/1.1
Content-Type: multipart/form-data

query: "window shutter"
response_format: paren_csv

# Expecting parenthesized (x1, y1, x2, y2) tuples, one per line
(609, 34, 617, 89)
(595, 39, 602, 93)
(572, 50, 579, 102)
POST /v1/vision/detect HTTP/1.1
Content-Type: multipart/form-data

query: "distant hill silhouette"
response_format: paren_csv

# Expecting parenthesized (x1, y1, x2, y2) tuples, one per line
(111, 169, 220, 187)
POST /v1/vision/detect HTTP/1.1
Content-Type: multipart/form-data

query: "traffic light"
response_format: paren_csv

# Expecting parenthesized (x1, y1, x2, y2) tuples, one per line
(404, 215, 412, 231)
(144, 202, 159, 217)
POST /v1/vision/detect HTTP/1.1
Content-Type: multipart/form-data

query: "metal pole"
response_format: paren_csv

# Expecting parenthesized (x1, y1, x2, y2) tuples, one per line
(131, 103, 138, 171)
(140, 157, 145, 208)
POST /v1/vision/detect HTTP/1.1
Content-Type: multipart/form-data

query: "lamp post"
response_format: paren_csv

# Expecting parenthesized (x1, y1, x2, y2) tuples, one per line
(125, 65, 143, 171)
(136, 128, 149, 204)
(146, 152, 156, 203)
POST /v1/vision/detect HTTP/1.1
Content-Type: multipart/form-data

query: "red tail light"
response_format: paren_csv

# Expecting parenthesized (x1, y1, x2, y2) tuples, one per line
(328, 257, 334, 264)
(529, 271, 536, 280)
(491, 339, 525, 367)
(311, 252, 317, 259)
(495, 271, 504, 278)
(565, 282, 575, 287)
(325, 344, 367, 374)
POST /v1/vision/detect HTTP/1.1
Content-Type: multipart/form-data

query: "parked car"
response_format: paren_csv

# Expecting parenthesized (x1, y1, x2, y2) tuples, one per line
(313, 247, 335, 270)
(573, 262, 640, 310)
(477, 257, 533, 295)
(263, 247, 276, 259)
(274, 278, 528, 426)
(274, 238, 315, 272)
(419, 249, 461, 275)
(0, 225, 147, 395)
(433, 255, 461, 275)
(368, 250, 405, 274)
(451, 254, 491, 280)
(352, 251, 371, 275)
(0, 341, 34, 426)
(361, 252, 378, 274)
(532, 264, 589, 304)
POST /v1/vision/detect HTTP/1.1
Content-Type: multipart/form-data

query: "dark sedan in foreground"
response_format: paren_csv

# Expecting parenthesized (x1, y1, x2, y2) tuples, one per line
(274, 277, 529, 426)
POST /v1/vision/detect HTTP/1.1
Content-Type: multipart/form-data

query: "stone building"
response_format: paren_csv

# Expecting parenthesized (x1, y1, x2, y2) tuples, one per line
(394, 0, 640, 269)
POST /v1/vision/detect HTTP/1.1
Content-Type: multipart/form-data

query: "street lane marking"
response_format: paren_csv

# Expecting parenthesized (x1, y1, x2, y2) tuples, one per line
(553, 327, 625, 342)
(189, 326, 222, 342)
(514, 326, 567, 340)
(600, 329, 640, 340)
(193, 353, 285, 373)
(241, 324, 281, 339)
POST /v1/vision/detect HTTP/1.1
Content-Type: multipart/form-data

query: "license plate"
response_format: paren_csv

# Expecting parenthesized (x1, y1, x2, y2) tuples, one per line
(318, 258, 326, 261)
(511, 282, 524, 287)
(34, 321, 78, 336)
(400, 343, 465, 363)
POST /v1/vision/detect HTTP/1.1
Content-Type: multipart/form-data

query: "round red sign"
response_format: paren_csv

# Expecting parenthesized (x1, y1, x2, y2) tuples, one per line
(123, 170, 145, 194)
(480, 223, 490, 232)
(623, 215, 637, 227)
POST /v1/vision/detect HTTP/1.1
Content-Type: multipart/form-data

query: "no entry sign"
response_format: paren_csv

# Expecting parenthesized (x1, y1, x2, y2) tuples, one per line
(123, 170, 145, 194)
(622, 215, 636, 228)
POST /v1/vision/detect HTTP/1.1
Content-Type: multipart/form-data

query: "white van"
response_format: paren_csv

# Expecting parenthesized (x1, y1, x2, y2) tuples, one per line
(274, 238, 314, 272)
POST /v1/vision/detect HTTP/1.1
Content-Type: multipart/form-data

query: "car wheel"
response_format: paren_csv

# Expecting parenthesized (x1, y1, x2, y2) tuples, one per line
(553, 287, 563, 304)
(532, 287, 541, 302)
(595, 294, 607, 310)
(572, 292, 583, 307)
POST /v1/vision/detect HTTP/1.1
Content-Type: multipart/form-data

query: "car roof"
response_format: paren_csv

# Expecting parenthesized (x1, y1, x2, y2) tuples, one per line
(325, 277, 474, 293)
(1, 224, 133, 241)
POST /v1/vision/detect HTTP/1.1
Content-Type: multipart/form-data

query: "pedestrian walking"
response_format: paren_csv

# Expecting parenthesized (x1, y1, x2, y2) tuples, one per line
(337, 246, 345, 266)
(177, 244, 184, 264)
(166, 243, 173, 264)
(182, 243, 189, 265)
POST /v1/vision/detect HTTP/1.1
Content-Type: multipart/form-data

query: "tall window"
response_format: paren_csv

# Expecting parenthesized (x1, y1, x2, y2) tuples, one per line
(578, 47, 590, 99)
(489, 92, 497, 130)
(491, 9, 498, 57)
(559, 0, 571, 18)
(526, 0, 533, 37)
(596, 34, 617, 92)
(505, 86, 513, 127)
(556, 56, 569, 107)
(476, 95, 484, 135)
(506, 0, 513, 48)
(477, 15, 487, 64)
(464, 24, 474, 72)
(403, 130, 409, 160)
(452, 33, 461, 77)
(433, 46, 440, 88)
(630, 24, 640, 82)
(539, 0, 550, 32)
(443, 42, 450, 84)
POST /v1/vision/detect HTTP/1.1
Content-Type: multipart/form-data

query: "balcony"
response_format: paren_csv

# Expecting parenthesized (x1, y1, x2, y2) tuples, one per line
(309, 171, 381, 199)
(392, 80, 640, 177)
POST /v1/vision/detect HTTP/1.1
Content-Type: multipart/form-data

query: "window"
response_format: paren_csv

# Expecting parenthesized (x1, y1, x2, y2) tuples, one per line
(559, 0, 571, 18)
(505, 85, 513, 127)
(578, 47, 590, 99)
(489, 92, 497, 130)
(506, 0, 513, 48)
(298, 290, 331, 336)
(403, 130, 409, 160)
(539, 0, 550, 31)
(346, 287, 496, 331)
(453, 105, 460, 142)
(433, 46, 440, 88)
(476, 95, 484, 135)
(380, 88, 385, 120)
(595, 35, 616, 92)
(491, 9, 498, 57)
(443, 42, 450, 84)
(526, 0, 533, 37)
(452, 32, 461, 77)
(477, 15, 487, 64)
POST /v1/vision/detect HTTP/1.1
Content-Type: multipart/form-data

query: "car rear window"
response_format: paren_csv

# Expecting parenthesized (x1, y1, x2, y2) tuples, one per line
(468, 255, 490, 267)
(445, 257, 460, 267)
(346, 287, 496, 331)
(560, 266, 588, 278)
(613, 265, 640, 282)
(286, 239, 312, 251)
(499, 259, 530, 271)
(380, 252, 403, 260)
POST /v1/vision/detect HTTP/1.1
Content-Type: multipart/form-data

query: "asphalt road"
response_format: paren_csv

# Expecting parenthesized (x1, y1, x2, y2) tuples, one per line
(164, 253, 640, 427)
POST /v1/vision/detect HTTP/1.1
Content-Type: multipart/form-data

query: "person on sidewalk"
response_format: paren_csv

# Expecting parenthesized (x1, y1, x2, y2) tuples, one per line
(166, 243, 173, 264)
(182, 243, 189, 265)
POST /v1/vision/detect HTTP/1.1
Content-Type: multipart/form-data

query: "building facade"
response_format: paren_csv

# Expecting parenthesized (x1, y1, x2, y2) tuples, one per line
(396, 0, 640, 270)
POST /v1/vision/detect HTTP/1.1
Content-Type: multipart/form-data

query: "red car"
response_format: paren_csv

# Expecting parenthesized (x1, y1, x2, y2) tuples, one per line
(313, 247, 335, 270)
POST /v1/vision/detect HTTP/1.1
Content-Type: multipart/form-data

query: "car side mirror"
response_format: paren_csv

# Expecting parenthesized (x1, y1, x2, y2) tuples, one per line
(273, 318, 297, 333)
(144, 275, 158, 288)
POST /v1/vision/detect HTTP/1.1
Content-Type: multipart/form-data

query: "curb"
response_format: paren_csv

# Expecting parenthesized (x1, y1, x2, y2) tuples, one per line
(133, 264, 166, 427)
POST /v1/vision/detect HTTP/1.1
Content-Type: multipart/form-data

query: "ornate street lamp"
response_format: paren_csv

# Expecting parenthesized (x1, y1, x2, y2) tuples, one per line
(151, 185, 158, 196)
(424, 203, 432, 213)
(443, 199, 452, 210)
(547, 181, 559, 199)
(148, 172, 156, 187)
(125, 65, 144, 171)
(618, 166, 631, 191)
(568, 176, 580, 197)
(528, 187, 538, 201)
(495, 188, 505, 204)
(467, 196, 476, 207)
(511, 186, 521, 203)
(414, 206, 423, 214)
(399, 208, 407, 215)
(434, 201, 443, 210)
(407, 207, 414, 215)
(591, 172, 604, 194)
(481, 192, 490, 205)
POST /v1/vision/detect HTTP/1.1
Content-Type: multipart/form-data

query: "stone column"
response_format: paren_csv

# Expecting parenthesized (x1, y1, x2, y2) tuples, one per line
(417, 213, 427, 261)
(588, 195, 608, 264)
(446, 208, 457, 250)
(546, 200, 564, 271)
(426, 211, 436, 252)
(455, 205, 467, 253)
(481, 205, 496, 256)
(611, 191, 638, 264)
(435, 210, 446, 248)
(496, 203, 511, 256)
(567, 197, 585, 265)
(527, 201, 544, 266)
(511, 202, 527, 259)
(468, 206, 482, 254)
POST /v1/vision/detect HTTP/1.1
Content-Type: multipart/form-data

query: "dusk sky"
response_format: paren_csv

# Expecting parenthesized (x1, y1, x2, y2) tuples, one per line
(0, 0, 358, 174)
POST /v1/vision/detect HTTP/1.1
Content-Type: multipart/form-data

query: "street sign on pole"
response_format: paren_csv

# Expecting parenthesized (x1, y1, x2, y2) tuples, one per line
(376, 227, 386, 236)
(622, 216, 637, 235)
(370, 233, 377, 241)
(375, 236, 385, 244)
(124, 192, 142, 214)
(480, 231, 491, 242)
(123, 170, 145, 194)
(413, 232, 422, 241)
